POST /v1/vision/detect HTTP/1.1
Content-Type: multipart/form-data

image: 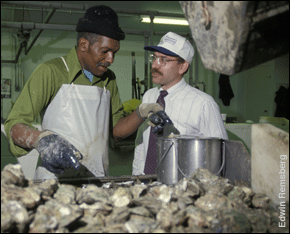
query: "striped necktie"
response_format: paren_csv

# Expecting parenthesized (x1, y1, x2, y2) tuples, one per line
(144, 90, 168, 174)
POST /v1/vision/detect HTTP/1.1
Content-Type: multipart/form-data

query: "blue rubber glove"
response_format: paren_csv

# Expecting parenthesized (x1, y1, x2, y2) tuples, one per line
(33, 131, 83, 174)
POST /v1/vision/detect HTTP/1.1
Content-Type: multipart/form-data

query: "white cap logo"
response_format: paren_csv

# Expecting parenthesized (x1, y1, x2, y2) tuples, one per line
(157, 32, 194, 64)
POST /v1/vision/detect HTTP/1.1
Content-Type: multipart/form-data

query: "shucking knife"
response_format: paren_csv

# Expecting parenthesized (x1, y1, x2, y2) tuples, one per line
(148, 110, 180, 137)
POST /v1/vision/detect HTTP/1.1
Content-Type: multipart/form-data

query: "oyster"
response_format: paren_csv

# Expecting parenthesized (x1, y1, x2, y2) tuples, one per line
(1, 186, 41, 209)
(1, 164, 28, 187)
(53, 184, 76, 205)
(79, 201, 113, 216)
(110, 187, 132, 207)
(31, 179, 59, 200)
(191, 168, 233, 195)
(125, 214, 156, 233)
(195, 193, 233, 212)
(130, 206, 153, 218)
(251, 193, 270, 209)
(132, 196, 162, 215)
(105, 206, 131, 225)
(76, 184, 109, 204)
(129, 183, 147, 198)
(155, 208, 175, 231)
(218, 210, 252, 233)
(1, 200, 30, 233)
(29, 199, 83, 232)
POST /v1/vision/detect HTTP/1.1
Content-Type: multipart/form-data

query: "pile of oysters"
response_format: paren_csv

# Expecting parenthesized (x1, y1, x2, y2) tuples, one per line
(1, 164, 289, 233)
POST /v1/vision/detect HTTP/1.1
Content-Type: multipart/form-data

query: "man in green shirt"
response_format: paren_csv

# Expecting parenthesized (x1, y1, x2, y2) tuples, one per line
(4, 5, 162, 179)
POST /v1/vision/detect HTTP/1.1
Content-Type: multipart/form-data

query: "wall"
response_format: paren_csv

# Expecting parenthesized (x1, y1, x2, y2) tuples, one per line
(213, 54, 289, 123)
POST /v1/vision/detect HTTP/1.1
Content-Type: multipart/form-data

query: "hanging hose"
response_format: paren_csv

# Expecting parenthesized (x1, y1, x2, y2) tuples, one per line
(136, 78, 141, 100)
(131, 52, 137, 99)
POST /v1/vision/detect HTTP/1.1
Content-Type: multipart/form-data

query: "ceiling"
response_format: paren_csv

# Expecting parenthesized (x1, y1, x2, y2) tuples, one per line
(2, 1, 289, 75)
(1, 1, 191, 36)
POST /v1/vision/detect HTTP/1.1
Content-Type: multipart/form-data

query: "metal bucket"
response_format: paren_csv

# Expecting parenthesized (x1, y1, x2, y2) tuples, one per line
(156, 135, 225, 185)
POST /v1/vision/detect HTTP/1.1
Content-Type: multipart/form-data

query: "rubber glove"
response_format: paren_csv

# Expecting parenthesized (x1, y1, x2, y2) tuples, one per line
(136, 103, 163, 120)
(148, 112, 164, 133)
(33, 131, 83, 174)
(148, 111, 180, 135)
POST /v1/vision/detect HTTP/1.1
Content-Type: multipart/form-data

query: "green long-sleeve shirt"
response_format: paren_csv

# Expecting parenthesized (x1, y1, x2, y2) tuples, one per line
(4, 47, 125, 157)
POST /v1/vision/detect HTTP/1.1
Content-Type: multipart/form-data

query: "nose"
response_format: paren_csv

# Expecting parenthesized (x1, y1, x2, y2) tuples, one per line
(106, 52, 114, 64)
(152, 57, 161, 69)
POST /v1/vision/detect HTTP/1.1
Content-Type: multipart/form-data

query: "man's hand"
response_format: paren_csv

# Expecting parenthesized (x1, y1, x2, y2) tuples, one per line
(136, 103, 163, 120)
(33, 131, 83, 174)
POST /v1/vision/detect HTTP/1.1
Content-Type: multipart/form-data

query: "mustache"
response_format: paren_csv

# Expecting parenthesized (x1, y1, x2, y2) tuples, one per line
(151, 68, 162, 75)
(97, 62, 111, 68)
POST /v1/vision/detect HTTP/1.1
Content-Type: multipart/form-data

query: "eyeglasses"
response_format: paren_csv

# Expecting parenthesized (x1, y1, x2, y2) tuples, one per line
(149, 54, 179, 67)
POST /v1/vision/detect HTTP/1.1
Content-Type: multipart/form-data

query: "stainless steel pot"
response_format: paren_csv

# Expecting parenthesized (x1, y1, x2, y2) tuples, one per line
(156, 135, 225, 185)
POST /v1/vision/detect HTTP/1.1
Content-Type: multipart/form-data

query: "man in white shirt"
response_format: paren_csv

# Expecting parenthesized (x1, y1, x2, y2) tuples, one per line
(133, 32, 228, 175)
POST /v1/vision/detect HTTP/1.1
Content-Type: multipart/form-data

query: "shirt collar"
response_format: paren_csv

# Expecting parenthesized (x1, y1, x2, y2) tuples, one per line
(83, 69, 94, 82)
(64, 46, 109, 85)
(158, 78, 187, 98)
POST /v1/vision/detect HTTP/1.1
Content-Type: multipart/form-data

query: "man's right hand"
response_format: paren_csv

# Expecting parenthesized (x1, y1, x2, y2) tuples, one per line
(33, 131, 83, 174)
(136, 103, 163, 120)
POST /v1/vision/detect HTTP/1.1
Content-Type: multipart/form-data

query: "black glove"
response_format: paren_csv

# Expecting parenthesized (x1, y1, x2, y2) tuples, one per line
(148, 111, 180, 136)
(148, 112, 163, 133)
(33, 131, 83, 174)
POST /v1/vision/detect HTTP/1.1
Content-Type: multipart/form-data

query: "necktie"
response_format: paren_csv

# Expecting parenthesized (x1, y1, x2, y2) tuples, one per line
(144, 90, 168, 174)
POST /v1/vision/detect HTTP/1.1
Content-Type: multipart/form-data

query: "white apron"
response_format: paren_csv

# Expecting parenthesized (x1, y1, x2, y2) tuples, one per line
(33, 57, 110, 180)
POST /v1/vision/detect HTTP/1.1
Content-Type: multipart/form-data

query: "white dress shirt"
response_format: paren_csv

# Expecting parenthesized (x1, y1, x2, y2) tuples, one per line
(132, 78, 228, 175)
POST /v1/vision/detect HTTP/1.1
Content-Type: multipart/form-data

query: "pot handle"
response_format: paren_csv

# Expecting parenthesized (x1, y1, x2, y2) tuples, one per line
(178, 165, 188, 179)
(156, 141, 174, 173)
(216, 140, 226, 176)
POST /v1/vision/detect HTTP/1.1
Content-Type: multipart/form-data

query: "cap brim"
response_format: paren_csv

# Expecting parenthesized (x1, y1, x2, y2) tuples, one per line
(144, 46, 179, 57)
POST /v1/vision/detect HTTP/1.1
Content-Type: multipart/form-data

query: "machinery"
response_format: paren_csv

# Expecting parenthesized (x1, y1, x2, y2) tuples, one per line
(180, 1, 289, 75)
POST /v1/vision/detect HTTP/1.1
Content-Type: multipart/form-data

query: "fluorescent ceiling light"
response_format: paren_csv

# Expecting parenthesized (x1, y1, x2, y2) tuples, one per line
(141, 17, 189, 26)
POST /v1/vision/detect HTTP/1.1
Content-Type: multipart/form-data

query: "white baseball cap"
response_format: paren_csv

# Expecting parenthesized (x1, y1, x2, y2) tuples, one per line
(144, 31, 194, 64)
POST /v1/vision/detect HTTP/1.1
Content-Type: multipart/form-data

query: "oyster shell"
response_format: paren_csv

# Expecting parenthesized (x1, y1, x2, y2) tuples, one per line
(195, 193, 233, 212)
(1, 186, 41, 209)
(105, 206, 131, 225)
(76, 184, 109, 204)
(132, 196, 162, 215)
(29, 199, 83, 232)
(1, 164, 287, 233)
(1, 200, 29, 233)
(129, 183, 147, 198)
(110, 187, 132, 207)
(1, 164, 28, 187)
(53, 184, 76, 205)
(31, 179, 59, 200)
(125, 214, 155, 233)
(251, 193, 270, 209)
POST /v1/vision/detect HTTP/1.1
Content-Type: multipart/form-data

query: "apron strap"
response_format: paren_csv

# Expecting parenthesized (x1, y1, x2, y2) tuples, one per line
(60, 57, 69, 72)
(60, 56, 81, 84)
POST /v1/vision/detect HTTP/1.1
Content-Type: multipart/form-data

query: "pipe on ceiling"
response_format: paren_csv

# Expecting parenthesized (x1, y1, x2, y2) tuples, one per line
(1, 1, 185, 18)
(1, 1, 89, 11)
(1, 21, 193, 38)
(1, 21, 76, 31)
(25, 8, 56, 55)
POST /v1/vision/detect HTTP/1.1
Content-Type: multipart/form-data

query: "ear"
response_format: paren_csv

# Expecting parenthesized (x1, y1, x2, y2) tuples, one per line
(178, 61, 189, 75)
(78, 37, 89, 52)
